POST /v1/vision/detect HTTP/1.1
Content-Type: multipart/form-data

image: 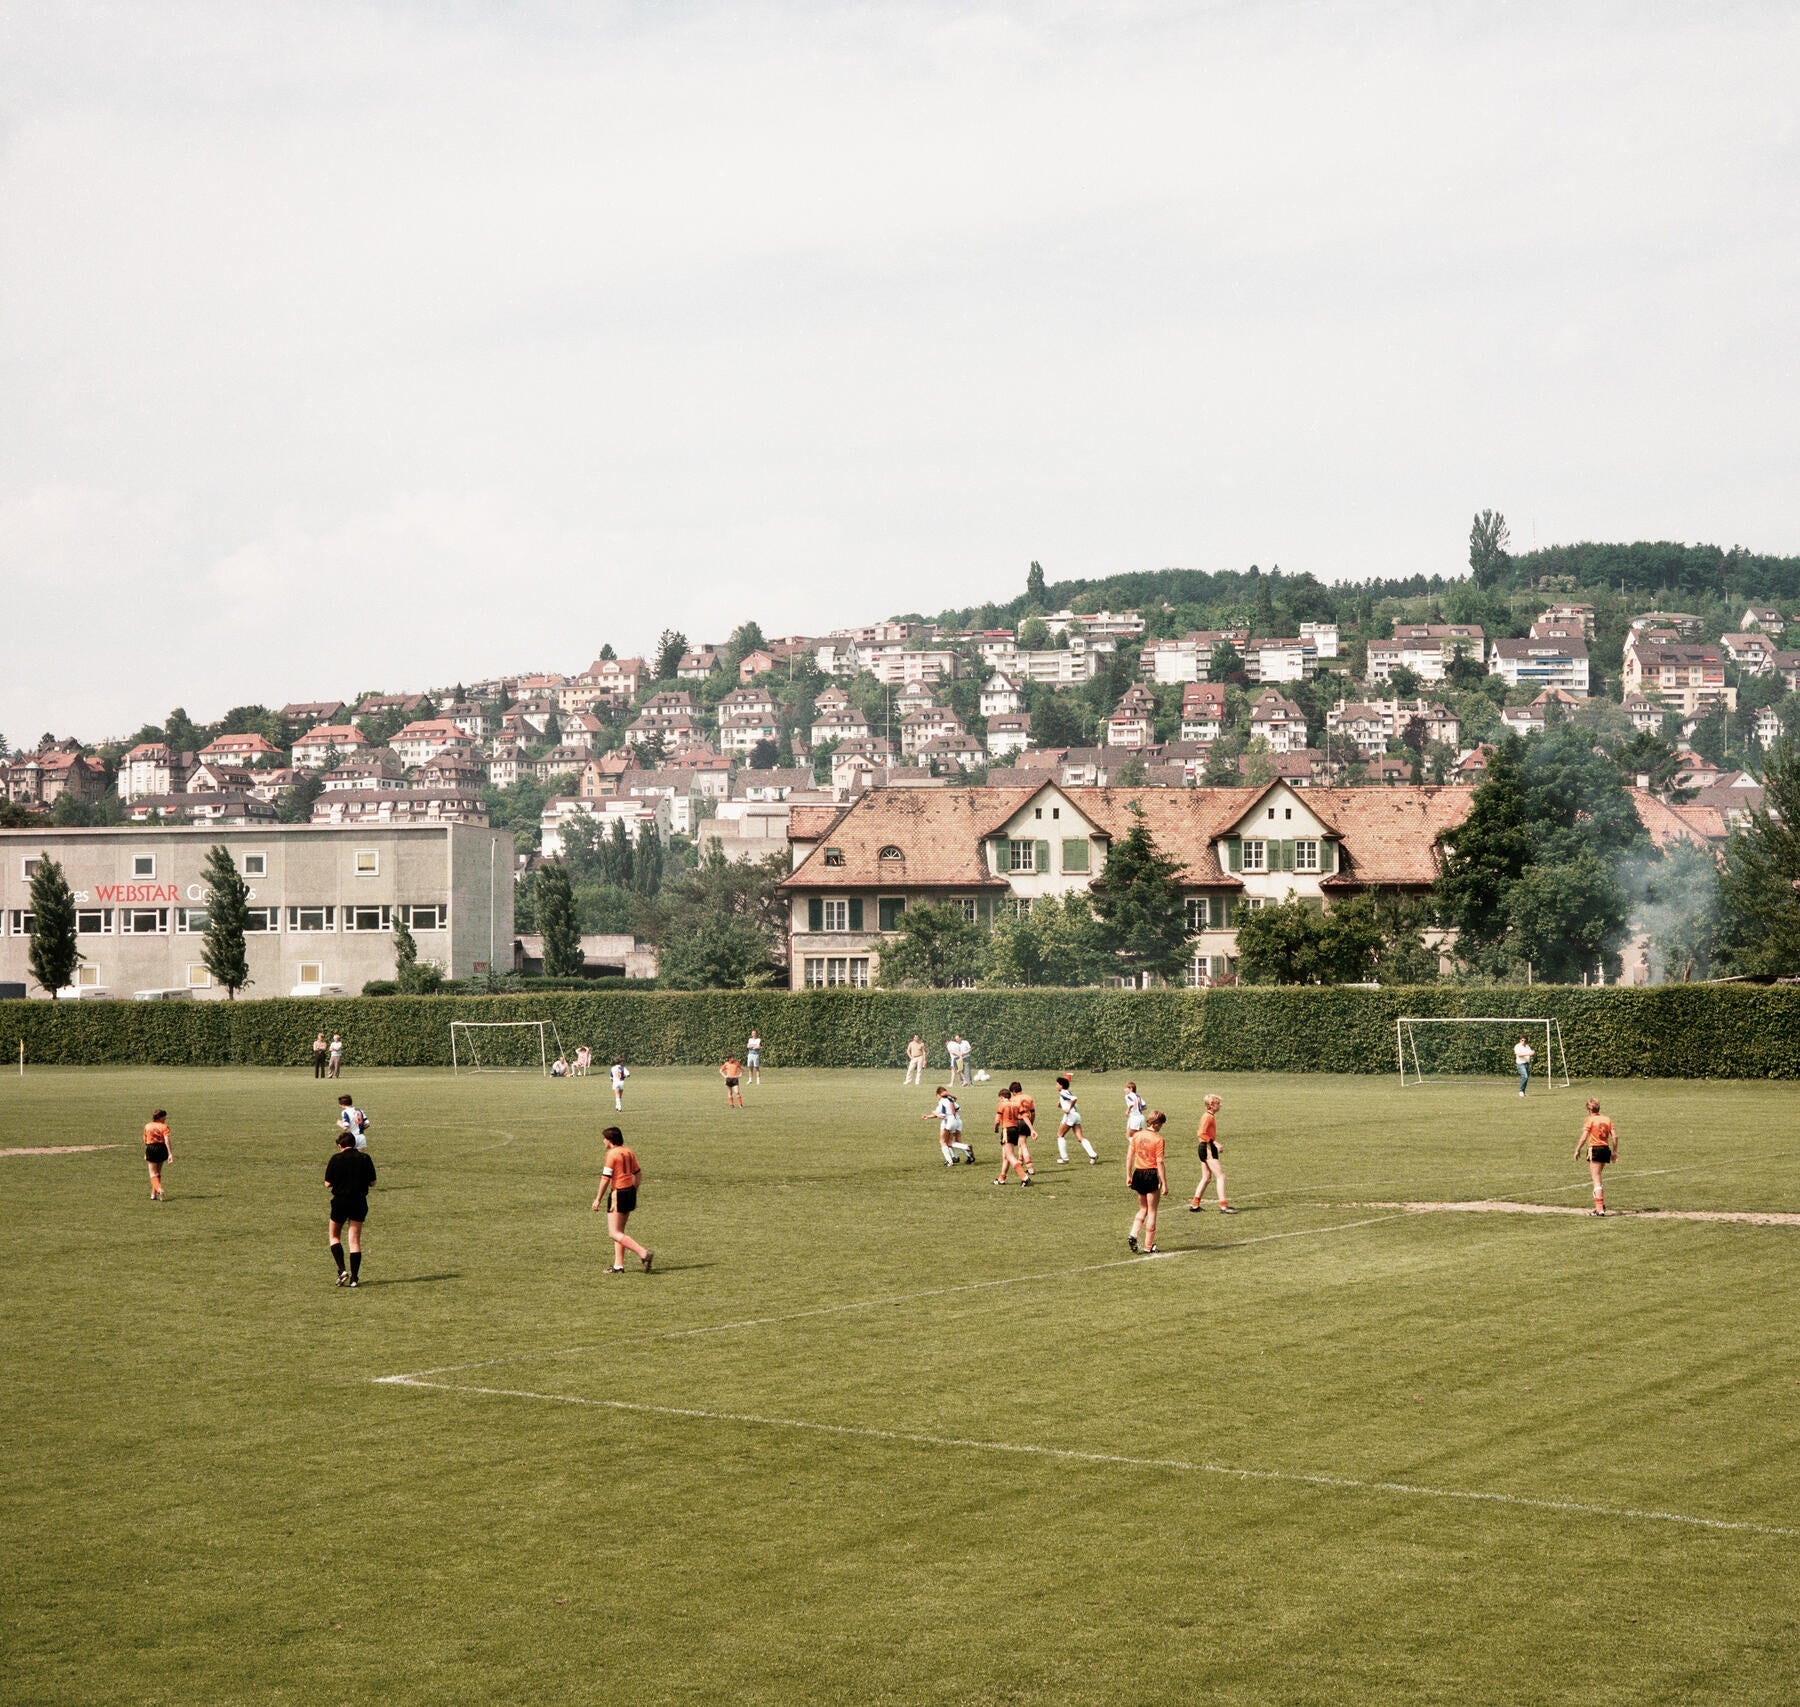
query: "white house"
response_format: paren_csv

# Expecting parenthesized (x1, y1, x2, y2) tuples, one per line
(1179, 682, 1228, 742)
(985, 712, 1033, 759)
(1488, 638, 1590, 696)
(980, 672, 1024, 716)
(1248, 690, 1307, 753)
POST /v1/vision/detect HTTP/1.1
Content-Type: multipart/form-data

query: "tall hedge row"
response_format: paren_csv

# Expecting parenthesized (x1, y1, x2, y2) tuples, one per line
(3, 986, 1798, 1078)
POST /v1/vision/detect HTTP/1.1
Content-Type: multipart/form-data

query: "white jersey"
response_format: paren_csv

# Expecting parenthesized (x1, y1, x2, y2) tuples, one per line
(1124, 1090, 1146, 1131)
(935, 1095, 962, 1134)
(1514, 1042, 1534, 1065)
(747, 1036, 761, 1059)
(338, 1105, 369, 1151)
(1058, 1087, 1080, 1125)
(610, 1064, 629, 1090)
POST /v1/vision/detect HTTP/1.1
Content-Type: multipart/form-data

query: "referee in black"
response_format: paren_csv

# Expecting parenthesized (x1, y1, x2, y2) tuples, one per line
(325, 1129, 377, 1287)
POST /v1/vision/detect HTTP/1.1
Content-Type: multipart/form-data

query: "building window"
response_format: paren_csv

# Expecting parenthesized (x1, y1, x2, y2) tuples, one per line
(77, 909, 113, 934)
(346, 904, 391, 933)
(1061, 839, 1089, 874)
(879, 845, 903, 862)
(404, 904, 446, 931)
(131, 854, 156, 878)
(242, 853, 267, 877)
(877, 897, 905, 931)
(807, 956, 869, 988)
(21, 857, 42, 880)
(823, 847, 845, 867)
(804, 957, 827, 987)
(244, 908, 279, 932)
(953, 897, 978, 922)
(74, 964, 102, 988)
(1008, 839, 1036, 872)
(1184, 897, 1208, 933)
(1242, 840, 1266, 872)
(1242, 897, 1265, 911)
(185, 965, 211, 988)
(1294, 840, 1320, 872)
(120, 908, 169, 935)
(288, 906, 335, 932)
(9, 910, 34, 935)
(175, 908, 208, 934)
(822, 899, 850, 932)
(297, 962, 324, 985)
(354, 850, 379, 876)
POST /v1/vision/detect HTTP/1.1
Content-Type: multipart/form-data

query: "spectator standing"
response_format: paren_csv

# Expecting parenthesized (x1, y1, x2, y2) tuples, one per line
(904, 1034, 927, 1086)
(327, 1034, 344, 1080)
(311, 1032, 328, 1079)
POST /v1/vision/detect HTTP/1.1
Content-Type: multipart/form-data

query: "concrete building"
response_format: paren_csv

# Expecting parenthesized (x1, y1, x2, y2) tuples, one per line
(2, 822, 513, 998)
(1488, 637, 1591, 697)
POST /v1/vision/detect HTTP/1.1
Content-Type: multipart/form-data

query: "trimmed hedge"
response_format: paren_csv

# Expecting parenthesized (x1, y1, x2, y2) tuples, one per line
(3, 985, 1798, 1078)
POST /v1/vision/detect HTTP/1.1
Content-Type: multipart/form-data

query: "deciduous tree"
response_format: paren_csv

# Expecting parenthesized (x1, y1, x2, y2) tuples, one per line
(1091, 806, 1188, 983)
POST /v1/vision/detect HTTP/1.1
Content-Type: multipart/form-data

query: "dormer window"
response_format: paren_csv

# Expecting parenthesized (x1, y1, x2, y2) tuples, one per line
(823, 847, 845, 867)
(878, 846, 903, 861)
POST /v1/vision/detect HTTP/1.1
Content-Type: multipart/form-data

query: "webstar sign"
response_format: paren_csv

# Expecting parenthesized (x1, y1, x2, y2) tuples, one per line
(92, 884, 183, 904)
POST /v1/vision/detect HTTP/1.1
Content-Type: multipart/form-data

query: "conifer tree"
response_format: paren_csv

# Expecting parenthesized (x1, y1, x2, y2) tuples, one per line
(201, 843, 252, 997)
(537, 862, 585, 977)
(27, 854, 80, 997)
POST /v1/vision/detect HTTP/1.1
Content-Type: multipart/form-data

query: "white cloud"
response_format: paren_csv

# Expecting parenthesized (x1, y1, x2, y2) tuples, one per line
(2, 1, 1797, 736)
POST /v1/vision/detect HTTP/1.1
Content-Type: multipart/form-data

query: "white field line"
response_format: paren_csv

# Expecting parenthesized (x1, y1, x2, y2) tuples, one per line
(377, 1212, 1412, 1382)
(0, 1144, 122, 1158)
(377, 1376, 1798, 1542)
(1344, 1201, 1800, 1227)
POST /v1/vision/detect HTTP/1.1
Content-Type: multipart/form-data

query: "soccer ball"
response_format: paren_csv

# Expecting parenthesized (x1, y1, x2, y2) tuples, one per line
(973, 1070, 991, 1082)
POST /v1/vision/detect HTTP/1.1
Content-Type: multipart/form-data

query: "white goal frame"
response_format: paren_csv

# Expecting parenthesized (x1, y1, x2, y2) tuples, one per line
(1396, 1016, 1570, 1089)
(450, 1018, 565, 1075)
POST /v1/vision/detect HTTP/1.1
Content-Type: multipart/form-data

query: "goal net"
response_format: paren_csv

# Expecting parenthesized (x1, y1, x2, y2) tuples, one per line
(1396, 1016, 1570, 1088)
(450, 1019, 565, 1074)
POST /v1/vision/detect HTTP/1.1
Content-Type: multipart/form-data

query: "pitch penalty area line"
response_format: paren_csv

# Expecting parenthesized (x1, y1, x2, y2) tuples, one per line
(378, 1211, 1413, 1382)
(375, 1376, 1797, 1542)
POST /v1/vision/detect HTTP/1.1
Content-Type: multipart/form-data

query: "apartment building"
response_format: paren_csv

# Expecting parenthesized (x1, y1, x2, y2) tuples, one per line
(1620, 641, 1735, 717)
(1488, 638, 1591, 696)
(2, 822, 512, 997)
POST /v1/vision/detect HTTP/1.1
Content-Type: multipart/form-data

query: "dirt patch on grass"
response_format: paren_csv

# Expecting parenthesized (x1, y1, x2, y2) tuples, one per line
(1360, 1200, 1800, 1227)
(0, 1145, 123, 1158)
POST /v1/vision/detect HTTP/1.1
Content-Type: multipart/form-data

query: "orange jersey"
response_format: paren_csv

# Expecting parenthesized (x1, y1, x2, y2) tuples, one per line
(603, 1146, 641, 1190)
(1582, 1116, 1615, 1150)
(995, 1095, 1015, 1129)
(1014, 1095, 1035, 1123)
(1198, 1111, 1217, 1144)
(1128, 1131, 1166, 1171)
(143, 1121, 170, 1148)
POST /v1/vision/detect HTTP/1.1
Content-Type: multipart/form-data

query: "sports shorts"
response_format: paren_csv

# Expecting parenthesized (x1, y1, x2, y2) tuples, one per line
(746, 1052, 760, 1066)
(608, 1186, 639, 1215)
(1589, 1145, 1612, 1166)
(144, 1142, 169, 1165)
(725, 1077, 739, 1089)
(330, 1198, 369, 1225)
(1197, 1139, 1219, 1161)
(1007, 1124, 1030, 1143)
(1062, 1110, 1081, 1127)
(1130, 1168, 1162, 1196)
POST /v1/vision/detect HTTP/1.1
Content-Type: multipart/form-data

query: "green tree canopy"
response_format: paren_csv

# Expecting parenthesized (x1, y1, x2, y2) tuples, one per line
(876, 902, 989, 989)
(654, 628, 688, 682)
(1091, 806, 1188, 983)
(536, 862, 585, 977)
(1716, 738, 1800, 975)
(1469, 509, 1510, 588)
(200, 843, 252, 998)
(26, 855, 79, 997)
(1234, 897, 1380, 985)
(983, 894, 1110, 987)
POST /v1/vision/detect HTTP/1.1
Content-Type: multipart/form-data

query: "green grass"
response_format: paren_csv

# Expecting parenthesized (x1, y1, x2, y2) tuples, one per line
(3, 1065, 1798, 1706)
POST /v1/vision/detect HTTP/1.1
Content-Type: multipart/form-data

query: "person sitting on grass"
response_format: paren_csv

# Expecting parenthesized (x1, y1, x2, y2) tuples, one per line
(551, 1053, 569, 1078)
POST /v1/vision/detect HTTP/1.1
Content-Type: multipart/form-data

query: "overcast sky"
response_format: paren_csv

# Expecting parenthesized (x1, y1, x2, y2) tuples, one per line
(3, 2, 1797, 742)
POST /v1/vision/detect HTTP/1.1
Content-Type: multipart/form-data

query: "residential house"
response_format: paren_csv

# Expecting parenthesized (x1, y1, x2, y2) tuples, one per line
(1719, 632, 1776, 674)
(1621, 641, 1735, 717)
(1298, 621, 1340, 659)
(987, 646, 1101, 687)
(1179, 682, 1228, 742)
(731, 768, 818, 802)
(279, 700, 344, 727)
(1529, 619, 1589, 642)
(810, 706, 874, 748)
(1248, 690, 1307, 754)
(441, 701, 493, 741)
(321, 752, 409, 793)
(199, 732, 282, 767)
(27, 749, 104, 805)
(1242, 637, 1309, 684)
(915, 734, 985, 772)
(1368, 624, 1486, 685)
(1043, 609, 1145, 640)
(416, 753, 486, 794)
(892, 682, 938, 718)
(352, 693, 428, 727)
(391, 720, 475, 768)
(539, 794, 671, 858)
(311, 789, 488, 826)
(1742, 606, 1785, 635)
(1325, 702, 1391, 760)
(1539, 603, 1596, 637)
(124, 792, 276, 825)
(577, 752, 635, 798)
(985, 712, 1033, 760)
(530, 745, 593, 783)
(290, 724, 370, 770)
(717, 712, 778, 758)
(557, 712, 606, 753)
(830, 738, 895, 793)
(1488, 637, 1591, 696)
(1239, 751, 1325, 787)
(676, 648, 722, 681)
(1752, 706, 1785, 750)
(247, 769, 299, 805)
(861, 648, 965, 688)
(185, 763, 254, 796)
(486, 742, 528, 788)
(719, 684, 780, 722)
(1456, 745, 1496, 782)
(899, 707, 965, 758)
(118, 743, 196, 802)
(778, 780, 1474, 989)
(1365, 756, 1413, 786)
(737, 648, 777, 683)
(979, 672, 1024, 717)
(1104, 685, 1159, 748)
(509, 699, 558, 739)
(1774, 651, 1800, 693)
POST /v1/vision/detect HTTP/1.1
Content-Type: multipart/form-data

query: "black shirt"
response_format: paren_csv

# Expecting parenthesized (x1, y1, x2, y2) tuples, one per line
(325, 1149, 377, 1198)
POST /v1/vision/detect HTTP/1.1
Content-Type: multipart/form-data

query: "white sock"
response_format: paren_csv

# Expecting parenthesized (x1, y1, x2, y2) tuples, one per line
(941, 1142, 954, 1163)
(1080, 1138, 1097, 1159)
(1056, 1137, 1069, 1162)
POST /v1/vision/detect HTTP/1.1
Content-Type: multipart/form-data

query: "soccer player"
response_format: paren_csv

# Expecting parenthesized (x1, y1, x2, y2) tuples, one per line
(143, 1108, 172, 1202)
(1127, 1110, 1168, 1254)
(327, 1033, 344, 1079)
(922, 1086, 973, 1166)
(992, 1084, 1031, 1186)
(1188, 1094, 1234, 1212)
(336, 1093, 370, 1151)
(1514, 1035, 1534, 1096)
(325, 1129, 376, 1287)
(1575, 1099, 1619, 1216)
(610, 1058, 630, 1111)
(721, 1056, 744, 1108)
(1008, 1081, 1037, 1179)
(1054, 1074, 1098, 1165)
(1123, 1081, 1147, 1146)
(904, 1034, 926, 1086)
(746, 1029, 763, 1085)
(591, 1126, 652, 1272)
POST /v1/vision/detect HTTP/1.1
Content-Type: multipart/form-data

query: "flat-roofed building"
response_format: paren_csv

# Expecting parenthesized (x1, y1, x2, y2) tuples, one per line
(1, 822, 512, 997)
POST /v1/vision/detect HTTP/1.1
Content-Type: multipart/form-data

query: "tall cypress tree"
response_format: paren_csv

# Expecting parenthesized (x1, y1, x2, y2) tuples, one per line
(1091, 806, 1189, 984)
(27, 855, 80, 997)
(201, 843, 252, 998)
(537, 862, 585, 977)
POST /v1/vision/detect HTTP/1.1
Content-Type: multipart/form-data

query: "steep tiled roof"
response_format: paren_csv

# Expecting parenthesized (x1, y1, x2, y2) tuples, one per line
(1629, 789, 1720, 850)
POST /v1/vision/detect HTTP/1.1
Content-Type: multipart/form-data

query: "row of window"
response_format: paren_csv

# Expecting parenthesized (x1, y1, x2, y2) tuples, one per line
(55, 962, 333, 991)
(800, 894, 1266, 937)
(803, 957, 871, 988)
(4, 904, 447, 937)
(18, 850, 383, 882)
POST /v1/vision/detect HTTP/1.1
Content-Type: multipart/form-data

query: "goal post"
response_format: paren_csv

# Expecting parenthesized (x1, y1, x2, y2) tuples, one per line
(450, 1019, 565, 1075)
(1396, 1016, 1570, 1088)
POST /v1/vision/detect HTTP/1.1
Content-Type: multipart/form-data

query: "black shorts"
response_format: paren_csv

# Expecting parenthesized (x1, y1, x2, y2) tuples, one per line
(608, 1186, 638, 1215)
(1007, 1124, 1031, 1143)
(725, 1078, 739, 1089)
(1589, 1146, 1612, 1166)
(330, 1199, 368, 1225)
(1197, 1139, 1219, 1161)
(1130, 1168, 1162, 1196)
(144, 1143, 169, 1165)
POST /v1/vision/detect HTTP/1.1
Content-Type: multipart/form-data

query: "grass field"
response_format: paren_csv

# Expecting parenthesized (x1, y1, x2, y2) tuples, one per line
(3, 1063, 1798, 1706)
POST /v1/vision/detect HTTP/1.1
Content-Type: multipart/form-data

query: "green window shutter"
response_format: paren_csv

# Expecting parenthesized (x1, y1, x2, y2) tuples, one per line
(878, 897, 904, 931)
(1320, 839, 1336, 874)
(848, 898, 864, 931)
(988, 835, 1007, 874)
(1281, 839, 1295, 872)
(1222, 897, 1235, 927)
(807, 898, 822, 932)
(1061, 839, 1089, 873)
(1209, 895, 1224, 929)
(1227, 837, 1242, 872)
(1035, 840, 1051, 874)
